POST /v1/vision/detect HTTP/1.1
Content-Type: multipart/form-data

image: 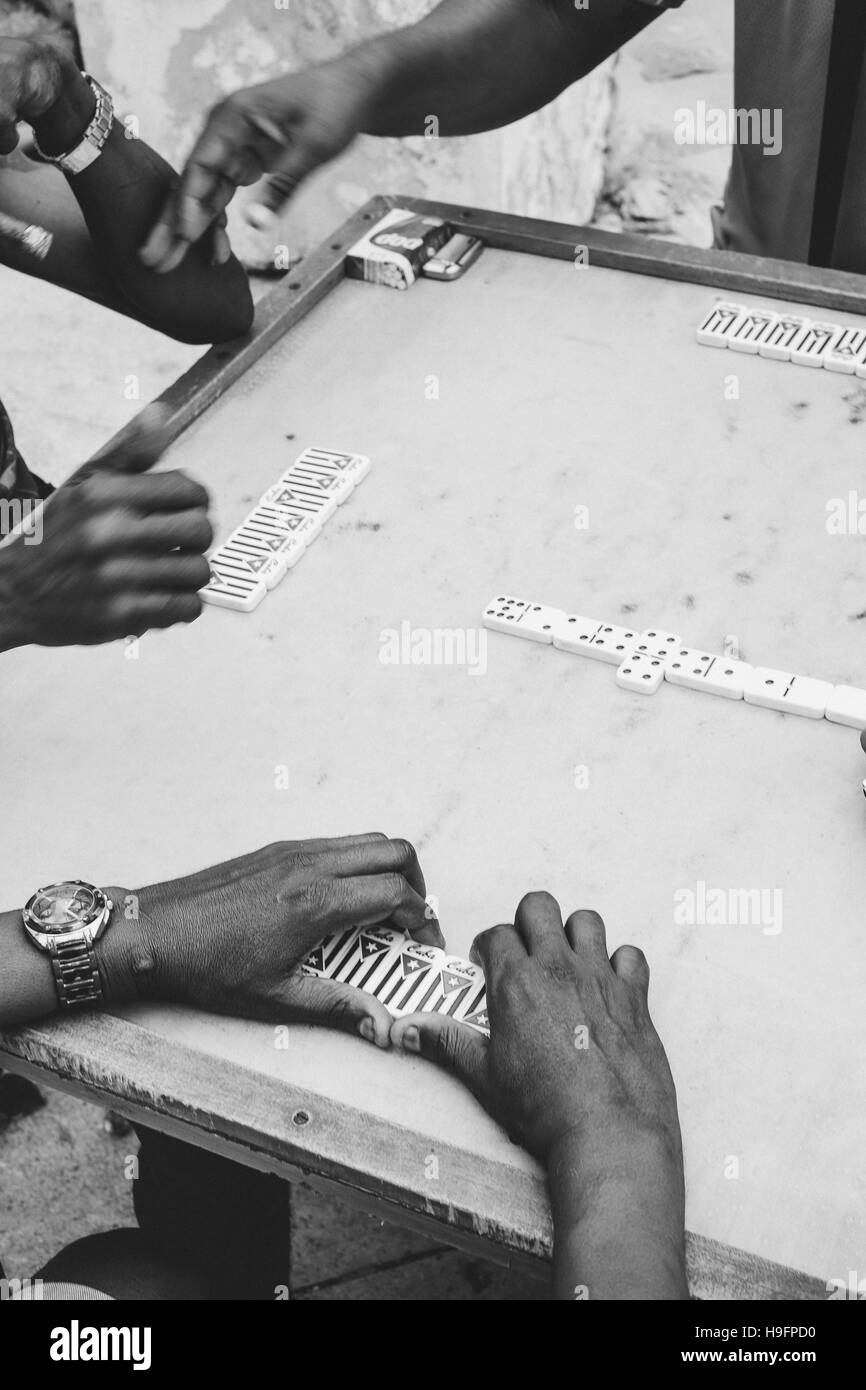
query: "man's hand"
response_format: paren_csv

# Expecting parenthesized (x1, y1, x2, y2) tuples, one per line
(0, 35, 85, 155)
(140, 61, 376, 274)
(391, 892, 678, 1160)
(0, 405, 212, 650)
(390, 891, 688, 1299)
(102, 835, 444, 1047)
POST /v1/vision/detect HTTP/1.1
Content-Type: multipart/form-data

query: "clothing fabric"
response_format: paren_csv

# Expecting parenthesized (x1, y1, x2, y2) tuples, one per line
(715, 0, 866, 270)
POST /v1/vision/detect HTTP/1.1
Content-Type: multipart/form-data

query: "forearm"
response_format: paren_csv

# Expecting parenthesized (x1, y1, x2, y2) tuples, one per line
(347, 0, 657, 137)
(32, 73, 253, 343)
(547, 1130, 689, 1300)
(0, 548, 27, 654)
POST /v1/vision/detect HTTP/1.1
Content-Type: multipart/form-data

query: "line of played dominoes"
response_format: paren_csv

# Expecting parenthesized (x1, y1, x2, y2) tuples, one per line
(482, 596, 866, 725)
(697, 302, 866, 372)
(300, 925, 490, 1035)
(200, 446, 371, 612)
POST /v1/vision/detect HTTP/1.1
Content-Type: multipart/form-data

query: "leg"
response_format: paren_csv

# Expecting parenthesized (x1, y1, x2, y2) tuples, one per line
(34, 1228, 207, 1300)
(133, 1126, 292, 1300)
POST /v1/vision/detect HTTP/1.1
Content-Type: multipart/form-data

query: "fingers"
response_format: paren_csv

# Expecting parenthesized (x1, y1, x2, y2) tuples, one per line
(80, 470, 209, 515)
(391, 1012, 489, 1099)
(564, 908, 609, 963)
(277, 974, 393, 1049)
(102, 591, 203, 638)
(86, 506, 213, 557)
(97, 553, 212, 593)
(470, 923, 525, 976)
(80, 405, 172, 478)
(337, 874, 443, 948)
(513, 890, 567, 954)
(140, 99, 272, 271)
(212, 222, 233, 266)
(314, 836, 427, 902)
(609, 944, 650, 996)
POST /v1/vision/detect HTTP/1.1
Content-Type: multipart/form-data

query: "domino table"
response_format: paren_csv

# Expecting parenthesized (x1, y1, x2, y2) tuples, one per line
(3, 196, 866, 1300)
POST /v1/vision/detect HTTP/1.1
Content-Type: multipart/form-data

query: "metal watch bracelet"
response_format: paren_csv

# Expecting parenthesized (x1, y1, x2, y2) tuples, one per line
(49, 936, 104, 1009)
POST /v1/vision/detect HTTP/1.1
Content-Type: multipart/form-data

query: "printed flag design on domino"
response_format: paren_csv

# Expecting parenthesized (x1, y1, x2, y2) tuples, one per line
(372, 943, 447, 1017)
(298, 446, 372, 487)
(331, 926, 405, 989)
(200, 561, 266, 612)
(201, 445, 372, 614)
(696, 302, 746, 348)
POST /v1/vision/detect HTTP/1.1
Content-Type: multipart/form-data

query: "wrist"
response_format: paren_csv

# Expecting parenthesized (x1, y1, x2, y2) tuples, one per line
(339, 41, 398, 130)
(94, 886, 162, 1006)
(32, 68, 96, 158)
(547, 1126, 688, 1300)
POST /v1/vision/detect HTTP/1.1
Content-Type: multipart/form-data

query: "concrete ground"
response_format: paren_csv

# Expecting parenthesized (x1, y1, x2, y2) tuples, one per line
(0, 0, 732, 1299)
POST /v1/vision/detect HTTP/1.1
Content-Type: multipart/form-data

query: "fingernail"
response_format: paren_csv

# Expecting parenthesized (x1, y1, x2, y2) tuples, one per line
(359, 1017, 375, 1043)
(246, 203, 276, 232)
(400, 1026, 420, 1054)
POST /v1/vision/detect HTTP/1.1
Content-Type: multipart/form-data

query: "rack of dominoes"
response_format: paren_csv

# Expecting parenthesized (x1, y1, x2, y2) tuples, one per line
(300, 924, 490, 1035)
(697, 302, 866, 369)
(482, 596, 866, 725)
(200, 446, 371, 611)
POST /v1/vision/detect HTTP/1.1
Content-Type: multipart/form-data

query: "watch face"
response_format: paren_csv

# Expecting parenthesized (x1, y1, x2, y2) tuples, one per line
(25, 881, 103, 934)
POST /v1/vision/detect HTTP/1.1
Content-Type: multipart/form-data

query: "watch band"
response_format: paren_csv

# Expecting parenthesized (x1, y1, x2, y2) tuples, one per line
(49, 936, 104, 1009)
(32, 74, 114, 176)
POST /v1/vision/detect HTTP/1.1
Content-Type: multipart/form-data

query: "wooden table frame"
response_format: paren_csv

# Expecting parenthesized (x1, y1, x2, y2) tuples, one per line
(4, 195, 859, 1301)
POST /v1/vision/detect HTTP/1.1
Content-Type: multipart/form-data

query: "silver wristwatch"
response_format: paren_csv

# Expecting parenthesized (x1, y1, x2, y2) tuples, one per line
(22, 881, 114, 1009)
(32, 73, 114, 175)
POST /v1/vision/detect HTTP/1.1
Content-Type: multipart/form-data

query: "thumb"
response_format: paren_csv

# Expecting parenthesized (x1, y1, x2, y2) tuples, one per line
(391, 1013, 489, 1100)
(860, 727, 866, 755)
(82, 405, 172, 479)
(277, 974, 393, 1049)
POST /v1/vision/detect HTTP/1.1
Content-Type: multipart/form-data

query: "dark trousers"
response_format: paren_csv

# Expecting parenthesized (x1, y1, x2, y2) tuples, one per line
(133, 1126, 292, 1300)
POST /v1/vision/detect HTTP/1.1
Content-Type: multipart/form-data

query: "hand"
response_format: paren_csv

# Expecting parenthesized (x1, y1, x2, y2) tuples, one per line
(391, 892, 681, 1165)
(0, 36, 83, 155)
(0, 405, 212, 649)
(140, 60, 375, 274)
(391, 892, 687, 1299)
(103, 835, 444, 1046)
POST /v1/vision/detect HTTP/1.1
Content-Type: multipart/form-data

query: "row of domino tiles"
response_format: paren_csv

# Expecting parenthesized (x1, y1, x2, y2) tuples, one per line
(697, 302, 866, 372)
(483, 597, 866, 724)
(300, 924, 490, 1034)
(200, 446, 371, 612)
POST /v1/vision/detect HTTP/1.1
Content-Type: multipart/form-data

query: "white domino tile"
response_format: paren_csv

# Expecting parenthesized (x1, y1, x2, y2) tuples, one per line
(745, 668, 832, 718)
(664, 647, 716, 690)
(200, 563, 266, 612)
(260, 489, 324, 544)
(277, 471, 339, 521)
(825, 685, 866, 729)
(727, 309, 779, 355)
(616, 650, 665, 694)
(513, 603, 566, 643)
(758, 315, 811, 362)
(699, 657, 753, 701)
(632, 628, 682, 660)
(300, 446, 372, 487)
(482, 595, 531, 634)
(790, 321, 838, 368)
(552, 614, 603, 654)
(215, 540, 287, 589)
(824, 327, 866, 375)
(586, 622, 640, 665)
(482, 596, 563, 643)
(696, 303, 746, 348)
